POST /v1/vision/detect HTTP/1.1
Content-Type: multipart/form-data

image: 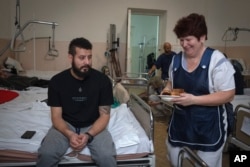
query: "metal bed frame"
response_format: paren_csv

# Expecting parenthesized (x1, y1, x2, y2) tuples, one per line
(116, 72, 148, 86)
(228, 104, 250, 151)
(177, 147, 208, 167)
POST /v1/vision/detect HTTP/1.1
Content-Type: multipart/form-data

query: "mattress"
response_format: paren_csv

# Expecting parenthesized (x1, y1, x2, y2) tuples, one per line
(0, 87, 153, 163)
(231, 95, 250, 110)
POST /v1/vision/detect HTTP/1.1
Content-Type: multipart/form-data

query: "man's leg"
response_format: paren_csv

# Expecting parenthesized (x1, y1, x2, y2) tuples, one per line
(87, 129, 117, 167)
(36, 127, 69, 167)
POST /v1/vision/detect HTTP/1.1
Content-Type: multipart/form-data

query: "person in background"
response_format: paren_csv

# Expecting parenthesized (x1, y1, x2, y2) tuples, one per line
(162, 13, 235, 167)
(138, 76, 167, 116)
(101, 65, 130, 105)
(37, 37, 117, 167)
(231, 61, 244, 94)
(223, 53, 245, 95)
(147, 76, 165, 114)
(148, 42, 176, 81)
(101, 65, 114, 86)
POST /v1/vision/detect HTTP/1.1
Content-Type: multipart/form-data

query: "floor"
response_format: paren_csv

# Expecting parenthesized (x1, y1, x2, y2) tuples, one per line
(154, 117, 170, 167)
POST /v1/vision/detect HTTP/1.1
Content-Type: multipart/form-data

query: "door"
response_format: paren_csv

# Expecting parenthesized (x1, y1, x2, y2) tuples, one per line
(126, 8, 166, 77)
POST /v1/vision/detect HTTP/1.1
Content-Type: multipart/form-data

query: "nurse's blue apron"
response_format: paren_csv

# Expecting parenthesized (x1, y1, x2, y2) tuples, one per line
(168, 48, 226, 151)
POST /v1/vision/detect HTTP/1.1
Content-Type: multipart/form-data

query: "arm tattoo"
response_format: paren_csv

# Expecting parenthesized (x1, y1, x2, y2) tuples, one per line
(99, 106, 111, 115)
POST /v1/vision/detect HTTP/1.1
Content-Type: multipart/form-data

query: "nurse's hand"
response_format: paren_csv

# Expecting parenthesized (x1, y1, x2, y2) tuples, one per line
(171, 93, 195, 106)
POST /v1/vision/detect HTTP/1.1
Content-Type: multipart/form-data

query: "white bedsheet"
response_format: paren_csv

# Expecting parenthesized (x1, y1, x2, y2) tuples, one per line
(231, 95, 250, 110)
(0, 87, 152, 155)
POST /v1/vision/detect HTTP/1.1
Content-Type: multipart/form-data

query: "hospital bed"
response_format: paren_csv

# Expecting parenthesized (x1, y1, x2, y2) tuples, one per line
(223, 94, 250, 152)
(228, 104, 250, 151)
(231, 94, 250, 110)
(115, 72, 149, 93)
(0, 71, 155, 167)
(177, 147, 208, 167)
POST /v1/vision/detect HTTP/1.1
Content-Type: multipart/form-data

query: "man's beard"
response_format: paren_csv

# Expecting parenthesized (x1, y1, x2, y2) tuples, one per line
(72, 62, 91, 78)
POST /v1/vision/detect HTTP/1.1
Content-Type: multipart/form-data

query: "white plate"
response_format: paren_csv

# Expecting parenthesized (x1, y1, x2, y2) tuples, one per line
(158, 95, 180, 101)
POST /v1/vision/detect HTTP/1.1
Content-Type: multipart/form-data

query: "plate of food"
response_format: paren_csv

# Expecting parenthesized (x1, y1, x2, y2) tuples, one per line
(159, 88, 184, 101)
(158, 95, 180, 101)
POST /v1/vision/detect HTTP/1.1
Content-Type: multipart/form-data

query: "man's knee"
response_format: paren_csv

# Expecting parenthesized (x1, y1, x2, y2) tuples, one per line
(38, 147, 56, 159)
(92, 152, 116, 167)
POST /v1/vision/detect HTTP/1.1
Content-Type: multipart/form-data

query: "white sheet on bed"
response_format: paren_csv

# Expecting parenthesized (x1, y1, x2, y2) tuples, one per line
(231, 95, 250, 110)
(0, 87, 152, 155)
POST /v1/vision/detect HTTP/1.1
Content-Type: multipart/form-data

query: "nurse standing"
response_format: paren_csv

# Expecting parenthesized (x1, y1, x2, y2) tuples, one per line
(162, 13, 235, 167)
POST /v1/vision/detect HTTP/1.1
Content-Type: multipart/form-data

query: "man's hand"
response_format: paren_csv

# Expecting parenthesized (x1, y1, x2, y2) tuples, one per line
(69, 133, 88, 152)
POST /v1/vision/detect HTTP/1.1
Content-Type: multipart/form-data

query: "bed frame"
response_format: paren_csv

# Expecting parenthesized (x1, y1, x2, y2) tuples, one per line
(177, 146, 208, 167)
(115, 72, 149, 92)
(0, 93, 155, 167)
(227, 104, 250, 151)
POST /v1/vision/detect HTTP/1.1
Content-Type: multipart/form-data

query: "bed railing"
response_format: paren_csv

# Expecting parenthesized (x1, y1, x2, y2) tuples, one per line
(128, 93, 154, 141)
(228, 104, 250, 151)
(177, 147, 208, 167)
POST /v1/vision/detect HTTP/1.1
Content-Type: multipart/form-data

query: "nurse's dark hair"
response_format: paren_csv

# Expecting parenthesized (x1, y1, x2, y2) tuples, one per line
(173, 13, 208, 40)
(68, 37, 92, 56)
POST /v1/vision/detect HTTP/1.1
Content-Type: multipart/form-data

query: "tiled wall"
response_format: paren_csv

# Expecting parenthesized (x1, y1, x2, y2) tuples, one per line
(1, 38, 250, 74)
(0, 39, 127, 74)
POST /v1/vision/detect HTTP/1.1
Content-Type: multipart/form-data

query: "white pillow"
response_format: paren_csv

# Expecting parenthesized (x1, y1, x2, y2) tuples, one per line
(113, 83, 130, 104)
(5, 57, 24, 72)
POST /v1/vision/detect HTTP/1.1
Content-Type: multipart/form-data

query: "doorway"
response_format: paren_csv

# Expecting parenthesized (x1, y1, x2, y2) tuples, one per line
(126, 8, 167, 77)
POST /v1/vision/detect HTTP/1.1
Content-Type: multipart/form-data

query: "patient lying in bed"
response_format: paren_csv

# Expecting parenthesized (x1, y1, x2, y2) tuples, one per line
(0, 69, 49, 90)
(101, 65, 130, 105)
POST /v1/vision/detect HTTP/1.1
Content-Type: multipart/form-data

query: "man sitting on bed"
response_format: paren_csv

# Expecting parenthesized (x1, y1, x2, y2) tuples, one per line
(37, 37, 117, 167)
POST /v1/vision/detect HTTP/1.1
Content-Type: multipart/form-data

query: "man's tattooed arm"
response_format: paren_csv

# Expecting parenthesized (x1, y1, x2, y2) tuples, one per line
(99, 105, 111, 115)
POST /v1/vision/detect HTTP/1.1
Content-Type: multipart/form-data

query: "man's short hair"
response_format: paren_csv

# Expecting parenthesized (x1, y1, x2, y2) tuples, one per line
(68, 37, 92, 56)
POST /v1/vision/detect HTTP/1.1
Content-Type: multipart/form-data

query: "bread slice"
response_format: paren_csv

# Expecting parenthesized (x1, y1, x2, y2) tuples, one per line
(162, 88, 184, 96)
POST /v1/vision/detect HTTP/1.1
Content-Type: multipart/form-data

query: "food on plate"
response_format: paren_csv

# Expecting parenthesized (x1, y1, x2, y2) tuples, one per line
(162, 90, 171, 95)
(162, 88, 184, 96)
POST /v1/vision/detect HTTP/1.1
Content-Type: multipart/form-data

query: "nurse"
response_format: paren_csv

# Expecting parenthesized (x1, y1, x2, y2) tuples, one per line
(162, 13, 235, 167)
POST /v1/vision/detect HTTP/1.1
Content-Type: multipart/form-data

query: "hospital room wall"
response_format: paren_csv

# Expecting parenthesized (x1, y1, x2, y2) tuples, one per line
(0, 0, 250, 72)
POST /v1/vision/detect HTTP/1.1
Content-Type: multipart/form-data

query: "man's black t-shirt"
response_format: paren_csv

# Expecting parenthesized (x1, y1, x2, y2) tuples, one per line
(48, 68, 113, 127)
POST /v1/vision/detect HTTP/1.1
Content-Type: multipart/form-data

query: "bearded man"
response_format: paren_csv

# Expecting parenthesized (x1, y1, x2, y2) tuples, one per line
(37, 37, 117, 167)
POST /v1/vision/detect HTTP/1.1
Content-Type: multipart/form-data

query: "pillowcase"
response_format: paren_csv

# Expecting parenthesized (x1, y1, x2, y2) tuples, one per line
(5, 57, 24, 72)
(113, 83, 130, 104)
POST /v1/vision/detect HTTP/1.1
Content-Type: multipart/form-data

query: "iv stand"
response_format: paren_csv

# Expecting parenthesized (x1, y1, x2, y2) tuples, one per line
(222, 27, 250, 41)
(0, 20, 58, 57)
(138, 42, 144, 78)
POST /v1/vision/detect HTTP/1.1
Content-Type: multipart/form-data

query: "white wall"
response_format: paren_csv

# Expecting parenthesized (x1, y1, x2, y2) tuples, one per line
(0, 0, 11, 38)
(0, 0, 248, 45)
(1, 0, 250, 72)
